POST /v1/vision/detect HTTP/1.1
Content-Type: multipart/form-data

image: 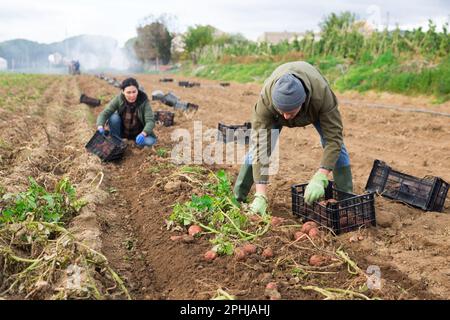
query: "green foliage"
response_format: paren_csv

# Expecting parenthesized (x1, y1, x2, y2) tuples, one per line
(0, 73, 54, 109)
(156, 147, 169, 158)
(134, 19, 173, 65)
(0, 177, 86, 224)
(336, 55, 449, 100)
(213, 33, 248, 46)
(192, 61, 281, 83)
(182, 12, 449, 101)
(183, 25, 215, 63)
(360, 51, 374, 64)
(169, 170, 270, 255)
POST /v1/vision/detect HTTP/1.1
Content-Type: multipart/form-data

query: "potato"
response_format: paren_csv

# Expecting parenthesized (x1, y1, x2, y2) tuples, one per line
(349, 234, 365, 243)
(339, 218, 348, 228)
(262, 247, 274, 258)
(309, 255, 329, 266)
(319, 199, 338, 207)
(248, 214, 262, 223)
(242, 244, 257, 254)
(170, 235, 194, 243)
(170, 235, 183, 241)
(204, 250, 217, 262)
(265, 282, 278, 290)
(270, 292, 281, 300)
(308, 227, 320, 239)
(301, 221, 318, 234)
(271, 216, 284, 227)
(188, 225, 202, 236)
(234, 247, 247, 261)
(294, 231, 307, 241)
(264, 282, 281, 300)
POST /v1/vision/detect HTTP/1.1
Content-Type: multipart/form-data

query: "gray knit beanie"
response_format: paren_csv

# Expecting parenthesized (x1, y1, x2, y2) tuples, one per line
(272, 74, 306, 112)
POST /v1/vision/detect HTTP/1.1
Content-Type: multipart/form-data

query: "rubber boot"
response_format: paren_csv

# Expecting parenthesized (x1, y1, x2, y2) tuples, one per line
(333, 165, 353, 193)
(233, 164, 254, 202)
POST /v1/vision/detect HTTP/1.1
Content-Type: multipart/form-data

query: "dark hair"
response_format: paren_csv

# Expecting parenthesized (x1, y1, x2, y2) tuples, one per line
(121, 77, 139, 90)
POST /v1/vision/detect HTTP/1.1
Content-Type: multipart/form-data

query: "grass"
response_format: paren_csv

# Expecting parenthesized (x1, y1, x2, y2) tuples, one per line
(182, 53, 450, 103)
(0, 177, 130, 299)
(335, 54, 450, 102)
(169, 169, 271, 255)
(0, 177, 85, 224)
(188, 61, 282, 83)
(0, 73, 52, 91)
(156, 147, 169, 158)
(0, 73, 56, 109)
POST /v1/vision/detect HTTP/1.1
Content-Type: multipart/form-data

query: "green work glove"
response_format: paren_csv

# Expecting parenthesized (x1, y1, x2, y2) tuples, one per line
(250, 192, 268, 215)
(304, 172, 329, 205)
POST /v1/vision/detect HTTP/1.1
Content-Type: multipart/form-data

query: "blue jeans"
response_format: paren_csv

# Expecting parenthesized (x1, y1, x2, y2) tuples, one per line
(108, 113, 157, 147)
(234, 121, 352, 201)
(312, 122, 350, 168)
(243, 121, 350, 168)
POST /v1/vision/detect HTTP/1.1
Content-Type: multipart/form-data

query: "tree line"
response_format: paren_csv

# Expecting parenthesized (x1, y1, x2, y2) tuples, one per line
(132, 12, 448, 68)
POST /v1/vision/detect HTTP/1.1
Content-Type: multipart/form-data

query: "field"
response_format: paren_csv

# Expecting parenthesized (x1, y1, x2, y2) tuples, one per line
(0, 73, 449, 300)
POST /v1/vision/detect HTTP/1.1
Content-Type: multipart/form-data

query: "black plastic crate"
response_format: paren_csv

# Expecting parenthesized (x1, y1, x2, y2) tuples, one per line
(217, 122, 251, 144)
(80, 94, 101, 107)
(161, 92, 179, 107)
(155, 111, 175, 127)
(186, 103, 199, 112)
(151, 90, 164, 101)
(292, 182, 376, 234)
(178, 81, 200, 88)
(174, 101, 199, 112)
(365, 159, 449, 212)
(85, 131, 127, 162)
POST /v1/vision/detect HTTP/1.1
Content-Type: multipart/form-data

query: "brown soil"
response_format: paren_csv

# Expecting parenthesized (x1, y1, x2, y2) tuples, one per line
(2, 73, 449, 300)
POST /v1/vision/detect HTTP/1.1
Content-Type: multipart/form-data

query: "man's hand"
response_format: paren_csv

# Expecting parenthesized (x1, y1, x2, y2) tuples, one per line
(250, 192, 268, 215)
(97, 126, 104, 134)
(304, 171, 329, 205)
(135, 133, 145, 145)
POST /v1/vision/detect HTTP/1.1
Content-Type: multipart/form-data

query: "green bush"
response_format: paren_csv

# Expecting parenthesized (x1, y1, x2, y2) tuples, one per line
(180, 12, 448, 101)
(335, 56, 449, 101)
(0, 177, 86, 224)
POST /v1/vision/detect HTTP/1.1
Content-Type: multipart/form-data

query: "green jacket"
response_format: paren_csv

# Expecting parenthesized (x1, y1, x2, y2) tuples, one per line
(96, 91, 156, 138)
(251, 61, 343, 184)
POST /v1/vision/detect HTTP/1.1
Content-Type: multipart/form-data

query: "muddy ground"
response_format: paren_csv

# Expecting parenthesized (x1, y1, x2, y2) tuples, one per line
(1, 73, 449, 300)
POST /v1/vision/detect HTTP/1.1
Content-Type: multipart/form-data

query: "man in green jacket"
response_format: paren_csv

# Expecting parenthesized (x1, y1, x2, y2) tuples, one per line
(233, 61, 353, 215)
(96, 78, 157, 147)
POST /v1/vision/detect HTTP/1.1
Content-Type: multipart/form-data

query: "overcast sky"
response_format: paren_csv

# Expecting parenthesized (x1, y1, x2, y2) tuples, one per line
(0, 0, 448, 46)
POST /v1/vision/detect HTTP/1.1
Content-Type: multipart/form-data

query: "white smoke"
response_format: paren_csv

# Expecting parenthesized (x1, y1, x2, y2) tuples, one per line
(109, 47, 130, 70)
(62, 35, 135, 71)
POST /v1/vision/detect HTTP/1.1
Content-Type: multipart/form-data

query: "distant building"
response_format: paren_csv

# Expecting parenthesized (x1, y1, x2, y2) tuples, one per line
(0, 57, 7, 70)
(257, 32, 306, 44)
